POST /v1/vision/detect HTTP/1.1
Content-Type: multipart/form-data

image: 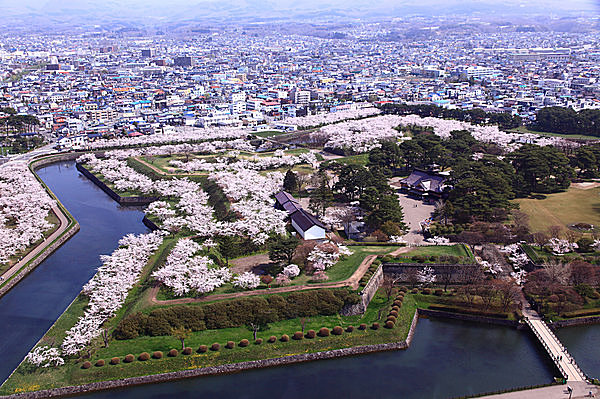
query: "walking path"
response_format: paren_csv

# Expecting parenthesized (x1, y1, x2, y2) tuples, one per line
(524, 310, 587, 382)
(0, 204, 69, 283)
(150, 254, 380, 305)
(481, 381, 598, 398)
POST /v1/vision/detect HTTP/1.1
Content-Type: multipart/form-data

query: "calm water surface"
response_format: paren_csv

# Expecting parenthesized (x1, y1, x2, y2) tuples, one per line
(1, 161, 557, 398)
(556, 324, 600, 379)
(0, 161, 149, 382)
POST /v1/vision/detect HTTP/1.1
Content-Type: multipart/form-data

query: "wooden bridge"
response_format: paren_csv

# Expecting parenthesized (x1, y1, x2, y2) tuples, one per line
(524, 310, 587, 382)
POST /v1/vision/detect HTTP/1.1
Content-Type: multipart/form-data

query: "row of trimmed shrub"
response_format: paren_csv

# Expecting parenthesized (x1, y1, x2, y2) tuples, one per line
(115, 289, 360, 339)
(83, 323, 393, 369)
(81, 348, 194, 368)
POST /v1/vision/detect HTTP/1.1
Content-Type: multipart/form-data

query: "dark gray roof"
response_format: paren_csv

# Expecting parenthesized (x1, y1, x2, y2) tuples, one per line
(290, 209, 326, 232)
(401, 170, 446, 193)
(274, 191, 299, 208)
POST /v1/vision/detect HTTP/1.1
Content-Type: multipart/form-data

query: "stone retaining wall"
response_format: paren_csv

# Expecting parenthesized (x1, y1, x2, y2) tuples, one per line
(142, 215, 160, 231)
(417, 308, 521, 328)
(341, 263, 384, 316)
(2, 340, 410, 399)
(550, 316, 600, 329)
(75, 163, 158, 205)
(383, 263, 478, 281)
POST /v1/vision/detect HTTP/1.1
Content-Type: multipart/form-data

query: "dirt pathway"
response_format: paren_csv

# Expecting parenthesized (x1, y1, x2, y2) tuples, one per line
(149, 254, 380, 305)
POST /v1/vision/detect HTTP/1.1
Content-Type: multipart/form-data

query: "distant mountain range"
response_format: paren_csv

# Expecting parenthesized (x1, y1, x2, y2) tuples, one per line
(0, 0, 595, 29)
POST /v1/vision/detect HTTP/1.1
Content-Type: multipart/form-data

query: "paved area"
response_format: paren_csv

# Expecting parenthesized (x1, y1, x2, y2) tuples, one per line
(395, 192, 434, 245)
(481, 381, 598, 398)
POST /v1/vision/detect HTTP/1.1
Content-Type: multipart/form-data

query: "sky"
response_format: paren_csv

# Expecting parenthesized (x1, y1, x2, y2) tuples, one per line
(0, 0, 596, 22)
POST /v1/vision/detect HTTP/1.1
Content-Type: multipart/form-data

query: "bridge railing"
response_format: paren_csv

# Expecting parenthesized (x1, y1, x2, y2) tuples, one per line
(526, 318, 589, 382)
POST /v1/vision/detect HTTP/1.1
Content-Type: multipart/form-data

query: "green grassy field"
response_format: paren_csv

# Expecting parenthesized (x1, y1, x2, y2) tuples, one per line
(322, 153, 369, 168)
(252, 130, 288, 138)
(391, 244, 474, 263)
(0, 291, 417, 395)
(514, 187, 600, 233)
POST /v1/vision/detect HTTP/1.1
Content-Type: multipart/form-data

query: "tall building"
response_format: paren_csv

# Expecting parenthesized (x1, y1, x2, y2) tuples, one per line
(141, 49, 155, 58)
(174, 56, 195, 67)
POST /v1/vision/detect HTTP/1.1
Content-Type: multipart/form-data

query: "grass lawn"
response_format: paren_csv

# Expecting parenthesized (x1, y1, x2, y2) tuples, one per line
(514, 187, 600, 233)
(0, 291, 417, 395)
(391, 244, 474, 263)
(252, 130, 287, 138)
(322, 153, 369, 168)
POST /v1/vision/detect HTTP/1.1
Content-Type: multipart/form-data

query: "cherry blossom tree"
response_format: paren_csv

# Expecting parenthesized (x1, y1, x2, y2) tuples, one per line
(24, 346, 64, 368)
(232, 272, 261, 289)
(61, 231, 165, 356)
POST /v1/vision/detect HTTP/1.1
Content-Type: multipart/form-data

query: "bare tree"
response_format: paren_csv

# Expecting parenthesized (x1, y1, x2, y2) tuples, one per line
(493, 279, 520, 312)
(570, 261, 596, 286)
(383, 276, 402, 301)
(548, 225, 564, 240)
(405, 268, 420, 288)
(300, 317, 310, 334)
(171, 327, 191, 350)
(478, 281, 497, 311)
(533, 232, 549, 250)
(564, 229, 582, 245)
(101, 328, 111, 348)
(438, 265, 457, 292)
(542, 261, 571, 286)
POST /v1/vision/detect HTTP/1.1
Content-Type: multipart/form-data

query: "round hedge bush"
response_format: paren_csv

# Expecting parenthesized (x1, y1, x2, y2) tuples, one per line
(306, 330, 316, 339)
(393, 300, 402, 307)
(422, 288, 431, 295)
(434, 289, 443, 296)
(390, 310, 399, 318)
(392, 306, 400, 312)
(210, 343, 220, 351)
(399, 286, 408, 292)
(124, 354, 134, 363)
(198, 345, 208, 353)
(371, 322, 380, 330)
(280, 334, 290, 342)
(138, 352, 150, 361)
(168, 349, 178, 357)
(386, 316, 397, 323)
(95, 359, 105, 367)
(358, 323, 367, 330)
(411, 288, 418, 294)
(255, 338, 263, 345)
(396, 293, 405, 299)
(385, 320, 395, 329)
(268, 336, 277, 343)
(225, 341, 235, 349)
(81, 361, 92, 369)
(110, 357, 120, 365)
(293, 331, 303, 340)
(346, 325, 354, 333)
(332, 326, 343, 335)
(239, 339, 249, 347)
(182, 347, 192, 355)
(152, 351, 163, 359)
(318, 327, 330, 337)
